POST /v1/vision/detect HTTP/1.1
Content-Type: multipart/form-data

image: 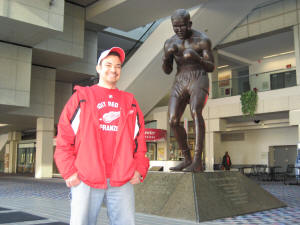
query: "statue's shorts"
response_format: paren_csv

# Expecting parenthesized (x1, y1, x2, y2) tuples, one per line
(170, 68, 209, 103)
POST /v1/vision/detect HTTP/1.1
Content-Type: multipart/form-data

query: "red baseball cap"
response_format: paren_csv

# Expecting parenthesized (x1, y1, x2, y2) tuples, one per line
(97, 47, 125, 65)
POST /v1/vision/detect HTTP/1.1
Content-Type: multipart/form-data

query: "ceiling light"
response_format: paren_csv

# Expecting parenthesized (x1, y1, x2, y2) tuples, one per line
(263, 50, 295, 59)
(217, 65, 229, 69)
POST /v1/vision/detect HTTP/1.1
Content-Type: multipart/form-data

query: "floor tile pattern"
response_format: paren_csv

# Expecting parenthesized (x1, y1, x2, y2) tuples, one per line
(0, 176, 300, 225)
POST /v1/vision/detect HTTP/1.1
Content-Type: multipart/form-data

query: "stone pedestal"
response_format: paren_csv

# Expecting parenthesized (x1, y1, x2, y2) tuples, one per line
(135, 171, 286, 222)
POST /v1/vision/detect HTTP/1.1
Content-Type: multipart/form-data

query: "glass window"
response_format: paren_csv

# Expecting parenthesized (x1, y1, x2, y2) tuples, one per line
(271, 70, 296, 90)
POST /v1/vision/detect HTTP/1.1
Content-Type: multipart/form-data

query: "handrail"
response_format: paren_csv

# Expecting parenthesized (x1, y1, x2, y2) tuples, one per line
(73, 20, 162, 87)
(212, 67, 296, 99)
(124, 21, 157, 62)
(213, 67, 296, 83)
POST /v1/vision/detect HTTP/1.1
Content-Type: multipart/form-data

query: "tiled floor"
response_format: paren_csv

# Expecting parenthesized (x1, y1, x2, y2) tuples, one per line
(0, 175, 300, 225)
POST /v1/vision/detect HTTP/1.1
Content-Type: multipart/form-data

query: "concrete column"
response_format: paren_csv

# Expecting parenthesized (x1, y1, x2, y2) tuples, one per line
(290, 110, 300, 142)
(298, 125, 300, 142)
(35, 117, 54, 178)
(293, 25, 300, 85)
(210, 50, 219, 99)
(205, 132, 214, 171)
(205, 132, 222, 171)
(4, 132, 21, 173)
(154, 109, 169, 160)
(204, 118, 224, 171)
(4, 144, 10, 173)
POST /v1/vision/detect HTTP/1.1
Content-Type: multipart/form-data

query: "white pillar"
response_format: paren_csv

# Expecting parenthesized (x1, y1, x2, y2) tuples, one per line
(154, 109, 169, 160)
(205, 132, 214, 171)
(293, 25, 300, 85)
(4, 143, 10, 173)
(209, 50, 219, 99)
(4, 132, 21, 173)
(205, 118, 224, 171)
(298, 125, 300, 142)
(35, 117, 54, 178)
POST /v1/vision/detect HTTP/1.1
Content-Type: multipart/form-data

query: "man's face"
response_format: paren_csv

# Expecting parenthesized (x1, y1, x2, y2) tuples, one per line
(96, 55, 122, 87)
(172, 17, 191, 40)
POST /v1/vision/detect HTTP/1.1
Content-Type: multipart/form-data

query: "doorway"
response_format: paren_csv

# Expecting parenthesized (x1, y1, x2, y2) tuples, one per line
(146, 142, 157, 160)
(269, 145, 297, 172)
(17, 143, 36, 175)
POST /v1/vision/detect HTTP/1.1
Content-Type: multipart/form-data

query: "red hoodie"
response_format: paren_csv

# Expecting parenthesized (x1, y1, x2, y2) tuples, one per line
(54, 85, 149, 188)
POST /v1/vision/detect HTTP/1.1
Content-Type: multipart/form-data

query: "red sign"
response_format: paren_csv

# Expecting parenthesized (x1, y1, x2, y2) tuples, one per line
(145, 128, 167, 141)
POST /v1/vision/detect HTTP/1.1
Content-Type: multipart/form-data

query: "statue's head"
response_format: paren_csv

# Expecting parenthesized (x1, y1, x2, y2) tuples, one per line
(171, 9, 192, 40)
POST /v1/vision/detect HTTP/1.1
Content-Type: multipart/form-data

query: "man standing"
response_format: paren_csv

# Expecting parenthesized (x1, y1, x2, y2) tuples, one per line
(222, 152, 232, 171)
(54, 47, 149, 225)
(162, 9, 214, 172)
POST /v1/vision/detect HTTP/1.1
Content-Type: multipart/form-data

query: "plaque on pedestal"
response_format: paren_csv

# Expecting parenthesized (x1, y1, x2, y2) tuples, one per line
(135, 171, 286, 222)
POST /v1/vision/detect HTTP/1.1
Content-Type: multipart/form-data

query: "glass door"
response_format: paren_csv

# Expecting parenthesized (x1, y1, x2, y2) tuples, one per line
(17, 143, 36, 175)
(146, 142, 157, 160)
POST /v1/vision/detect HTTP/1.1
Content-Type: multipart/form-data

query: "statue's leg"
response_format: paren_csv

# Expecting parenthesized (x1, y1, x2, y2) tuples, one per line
(168, 95, 192, 171)
(183, 89, 208, 172)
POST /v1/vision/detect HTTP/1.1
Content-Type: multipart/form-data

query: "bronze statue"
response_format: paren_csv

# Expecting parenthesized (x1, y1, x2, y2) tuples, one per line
(162, 9, 214, 172)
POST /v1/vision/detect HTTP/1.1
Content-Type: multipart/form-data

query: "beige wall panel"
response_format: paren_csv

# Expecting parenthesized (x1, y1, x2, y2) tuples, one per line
(34, 3, 84, 59)
(207, 105, 220, 119)
(284, 11, 297, 26)
(248, 22, 261, 37)
(255, 98, 264, 114)
(48, 13, 64, 31)
(233, 26, 248, 41)
(208, 102, 241, 119)
(0, 89, 15, 105)
(54, 82, 72, 124)
(207, 118, 225, 132)
(73, 19, 85, 45)
(204, 86, 300, 120)
(223, 103, 242, 117)
(10, 66, 56, 118)
(9, 1, 48, 27)
(289, 95, 300, 110)
(65, 2, 85, 18)
(0, 0, 64, 31)
(215, 126, 297, 165)
(249, 55, 295, 74)
(0, 43, 31, 107)
(154, 111, 169, 130)
(58, 30, 97, 76)
(16, 63, 31, 91)
(263, 96, 289, 112)
(0, 59, 16, 90)
(14, 91, 30, 106)
(222, 1, 297, 45)
(290, 109, 300, 125)
(14, 0, 64, 15)
(283, 0, 297, 12)
(260, 1, 283, 20)
(260, 15, 284, 33)
(247, 7, 261, 23)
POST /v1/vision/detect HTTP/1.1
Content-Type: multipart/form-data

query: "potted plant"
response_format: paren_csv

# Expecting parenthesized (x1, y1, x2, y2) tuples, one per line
(240, 88, 258, 118)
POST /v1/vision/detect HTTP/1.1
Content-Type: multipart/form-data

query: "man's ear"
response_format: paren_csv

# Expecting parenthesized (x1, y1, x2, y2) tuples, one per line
(96, 64, 101, 74)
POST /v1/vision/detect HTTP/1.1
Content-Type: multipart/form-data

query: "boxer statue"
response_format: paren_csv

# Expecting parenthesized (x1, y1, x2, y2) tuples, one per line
(162, 9, 214, 172)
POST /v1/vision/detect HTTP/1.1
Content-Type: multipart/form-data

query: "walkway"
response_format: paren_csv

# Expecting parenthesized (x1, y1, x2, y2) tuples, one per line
(0, 175, 299, 224)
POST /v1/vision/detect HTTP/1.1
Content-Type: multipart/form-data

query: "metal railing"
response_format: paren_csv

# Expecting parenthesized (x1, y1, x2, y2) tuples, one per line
(74, 20, 163, 88)
(212, 67, 296, 99)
